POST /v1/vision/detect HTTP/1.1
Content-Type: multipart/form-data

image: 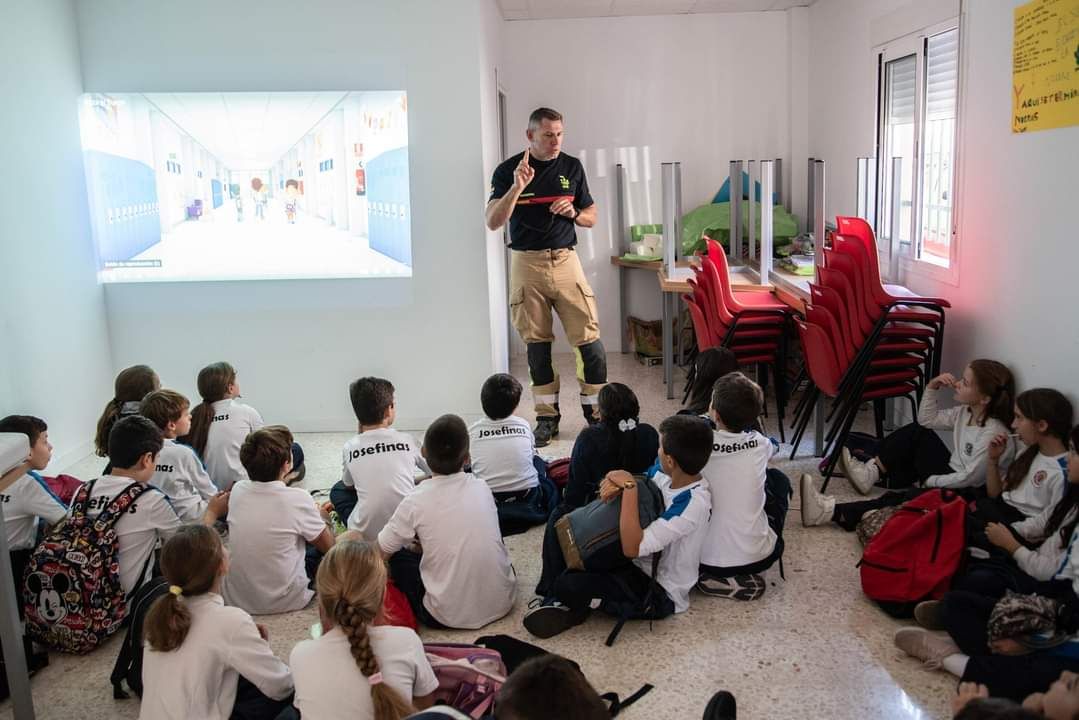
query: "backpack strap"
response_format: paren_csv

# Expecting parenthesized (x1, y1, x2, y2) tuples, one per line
(93, 483, 149, 533)
(601, 683, 654, 717)
(68, 479, 97, 521)
(603, 552, 662, 648)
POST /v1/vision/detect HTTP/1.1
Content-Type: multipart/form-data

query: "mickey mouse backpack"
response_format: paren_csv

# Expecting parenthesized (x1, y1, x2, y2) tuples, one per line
(24, 479, 148, 654)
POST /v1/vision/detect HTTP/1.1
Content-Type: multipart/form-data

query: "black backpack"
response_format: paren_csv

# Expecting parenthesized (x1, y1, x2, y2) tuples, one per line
(110, 575, 169, 699)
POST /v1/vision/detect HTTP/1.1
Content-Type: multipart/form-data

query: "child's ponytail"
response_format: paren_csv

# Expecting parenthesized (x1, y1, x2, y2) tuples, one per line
(317, 540, 414, 720)
(598, 383, 643, 472)
(144, 525, 223, 652)
(1001, 389, 1074, 492)
(183, 362, 235, 458)
(94, 365, 160, 456)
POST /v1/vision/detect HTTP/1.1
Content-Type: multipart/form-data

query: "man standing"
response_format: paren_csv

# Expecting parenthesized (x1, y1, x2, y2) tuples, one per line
(486, 107, 606, 447)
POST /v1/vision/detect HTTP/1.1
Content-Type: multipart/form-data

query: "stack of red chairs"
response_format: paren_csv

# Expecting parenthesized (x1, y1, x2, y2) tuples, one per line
(788, 217, 951, 491)
(682, 237, 794, 441)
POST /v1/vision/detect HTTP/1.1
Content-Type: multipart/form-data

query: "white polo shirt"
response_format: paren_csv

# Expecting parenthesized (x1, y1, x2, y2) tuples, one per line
(73, 475, 181, 595)
(222, 480, 327, 615)
(634, 472, 712, 613)
(150, 439, 218, 521)
(1, 471, 67, 551)
(204, 399, 264, 491)
(341, 427, 428, 541)
(378, 472, 516, 629)
(1003, 451, 1067, 518)
(139, 593, 293, 720)
(468, 415, 538, 493)
(290, 625, 439, 719)
(699, 429, 777, 569)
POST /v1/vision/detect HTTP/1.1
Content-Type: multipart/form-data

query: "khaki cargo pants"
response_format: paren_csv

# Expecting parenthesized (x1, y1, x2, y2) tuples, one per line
(509, 248, 607, 419)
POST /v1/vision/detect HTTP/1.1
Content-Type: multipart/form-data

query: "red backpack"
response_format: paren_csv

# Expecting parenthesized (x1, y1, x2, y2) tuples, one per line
(546, 458, 570, 489)
(858, 489, 968, 607)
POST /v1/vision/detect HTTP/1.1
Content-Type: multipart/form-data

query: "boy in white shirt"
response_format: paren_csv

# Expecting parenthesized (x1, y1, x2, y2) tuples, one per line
(523, 414, 713, 640)
(0, 416, 68, 588)
(73, 416, 227, 597)
(140, 390, 219, 521)
(223, 425, 335, 615)
(331, 377, 430, 541)
(469, 373, 556, 536)
(696, 372, 791, 602)
(378, 414, 516, 629)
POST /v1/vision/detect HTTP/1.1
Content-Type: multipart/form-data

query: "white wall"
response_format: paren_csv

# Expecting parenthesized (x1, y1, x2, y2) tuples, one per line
(808, 0, 1079, 397)
(76, 0, 498, 431)
(502, 11, 792, 354)
(0, 0, 115, 470)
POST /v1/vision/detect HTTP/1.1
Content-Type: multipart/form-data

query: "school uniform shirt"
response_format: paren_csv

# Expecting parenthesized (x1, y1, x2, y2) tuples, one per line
(633, 472, 712, 613)
(1002, 451, 1067, 518)
(203, 399, 264, 491)
(699, 429, 776, 569)
(341, 427, 429, 541)
(150, 439, 218, 521)
(378, 472, 516, 629)
(139, 592, 293, 720)
(222, 480, 327, 615)
(2, 471, 67, 551)
(73, 475, 181, 595)
(918, 386, 1014, 490)
(1011, 504, 1078, 581)
(468, 415, 538, 493)
(290, 624, 439, 719)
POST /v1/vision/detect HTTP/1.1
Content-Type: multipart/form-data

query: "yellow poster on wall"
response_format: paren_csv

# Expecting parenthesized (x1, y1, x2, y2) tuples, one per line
(1013, 0, 1079, 133)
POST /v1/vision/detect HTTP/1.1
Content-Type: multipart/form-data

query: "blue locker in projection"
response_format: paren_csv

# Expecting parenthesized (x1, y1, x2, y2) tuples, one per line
(83, 150, 160, 264)
(211, 179, 223, 209)
(365, 146, 411, 267)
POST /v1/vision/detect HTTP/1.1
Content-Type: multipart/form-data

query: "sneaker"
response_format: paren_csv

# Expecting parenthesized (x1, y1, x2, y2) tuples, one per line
(800, 473, 836, 527)
(914, 600, 947, 631)
(842, 448, 878, 495)
(702, 691, 737, 720)
(534, 416, 560, 448)
(522, 600, 588, 639)
(696, 574, 766, 601)
(894, 627, 960, 669)
(285, 464, 306, 486)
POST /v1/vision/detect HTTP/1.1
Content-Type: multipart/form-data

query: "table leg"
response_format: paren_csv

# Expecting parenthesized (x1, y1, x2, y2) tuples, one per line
(619, 268, 629, 354)
(663, 292, 674, 399)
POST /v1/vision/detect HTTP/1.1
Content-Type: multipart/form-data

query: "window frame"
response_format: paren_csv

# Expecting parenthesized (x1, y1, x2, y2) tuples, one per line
(874, 18, 962, 286)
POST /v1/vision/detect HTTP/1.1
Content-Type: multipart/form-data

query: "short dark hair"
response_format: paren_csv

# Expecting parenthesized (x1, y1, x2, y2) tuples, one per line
(953, 697, 1042, 720)
(528, 107, 563, 129)
(0, 415, 48, 448)
(423, 414, 469, 475)
(349, 377, 395, 426)
(108, 416, 164, 470)
(659, 415, 714, 475)
(286, 178, 298, 189)
(495, 655, 608, 720)
(710, 372, 763, 432)
(240, 426, 294, 483)
(480, 374, 522, 420)
(139, 389, 188, 430)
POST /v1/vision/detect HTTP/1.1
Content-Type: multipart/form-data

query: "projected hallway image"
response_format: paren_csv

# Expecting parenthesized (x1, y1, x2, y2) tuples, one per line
(78, 91, 412, 282)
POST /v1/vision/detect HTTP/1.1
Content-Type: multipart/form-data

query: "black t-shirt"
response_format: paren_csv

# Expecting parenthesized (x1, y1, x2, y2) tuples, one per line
(489, 151, 594, 251)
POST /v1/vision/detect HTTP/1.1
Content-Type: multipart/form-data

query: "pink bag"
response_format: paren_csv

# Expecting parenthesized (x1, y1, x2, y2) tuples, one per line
(43, 474, 83, 506)
(423, 643, 506, 718)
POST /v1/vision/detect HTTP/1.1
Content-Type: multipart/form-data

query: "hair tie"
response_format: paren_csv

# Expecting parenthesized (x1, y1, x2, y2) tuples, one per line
(617, 419, 637, 432)
(169, 585, 183, 597)
(367, 672, 383, 686)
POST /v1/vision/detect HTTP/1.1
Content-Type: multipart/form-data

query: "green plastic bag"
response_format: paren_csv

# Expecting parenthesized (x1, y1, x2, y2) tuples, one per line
(681, 202, 799, 257)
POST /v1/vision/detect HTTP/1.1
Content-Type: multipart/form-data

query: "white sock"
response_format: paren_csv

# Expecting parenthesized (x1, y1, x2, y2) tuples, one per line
(941, 653, 969, 678)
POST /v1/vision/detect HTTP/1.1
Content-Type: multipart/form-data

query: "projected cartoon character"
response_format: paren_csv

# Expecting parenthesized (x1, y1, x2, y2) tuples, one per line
(250, 178, 268, 221)
(284, 179, 300, 224)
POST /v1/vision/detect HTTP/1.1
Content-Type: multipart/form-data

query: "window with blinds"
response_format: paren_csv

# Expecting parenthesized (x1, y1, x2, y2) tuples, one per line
(920, 28, 958, 266)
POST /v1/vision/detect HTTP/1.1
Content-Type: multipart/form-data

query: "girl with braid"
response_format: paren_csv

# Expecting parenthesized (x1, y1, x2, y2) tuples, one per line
(290, 537, 438, 719)
(139, 524, 294, 720)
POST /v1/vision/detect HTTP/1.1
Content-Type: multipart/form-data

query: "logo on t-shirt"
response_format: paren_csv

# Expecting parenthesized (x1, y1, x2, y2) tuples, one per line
(478, 426, 528, 439)
(713, 438, 759, 454)
(1033, 470, 1048, 487)
(348, 442, 411, 462)
(155, 464, 174, 473)
(558, 175, 570, 190)
(213, 414, 230, 422)
(964, 442, 974, 456)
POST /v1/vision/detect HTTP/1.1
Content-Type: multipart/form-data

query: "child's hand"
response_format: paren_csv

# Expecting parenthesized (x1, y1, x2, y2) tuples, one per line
(951, 682, 989, 715)
(986, 522, 1021, 553)
(599, 478, 623, 504)
(988, 433, 1010, 461)
(207, 491, 230, 519)
(929, 373, 958, 390)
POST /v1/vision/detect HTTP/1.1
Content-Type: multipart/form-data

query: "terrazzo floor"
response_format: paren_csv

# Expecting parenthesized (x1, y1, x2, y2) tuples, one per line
(0, 353, 956, 719)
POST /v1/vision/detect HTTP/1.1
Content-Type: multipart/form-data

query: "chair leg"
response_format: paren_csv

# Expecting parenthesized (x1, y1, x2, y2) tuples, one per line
(873, 398, 886, 439)
(821, 399, 860, 493)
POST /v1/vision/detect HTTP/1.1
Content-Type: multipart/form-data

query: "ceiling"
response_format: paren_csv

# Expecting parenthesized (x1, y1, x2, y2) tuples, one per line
(496, 0, 813, 20)
(143, 92, 349, 169)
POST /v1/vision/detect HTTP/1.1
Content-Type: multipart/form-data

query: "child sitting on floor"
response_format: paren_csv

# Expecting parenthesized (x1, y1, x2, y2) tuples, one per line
(140, 389, 219, 521)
